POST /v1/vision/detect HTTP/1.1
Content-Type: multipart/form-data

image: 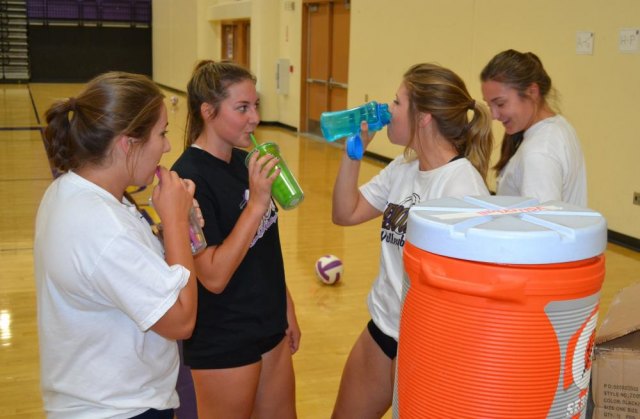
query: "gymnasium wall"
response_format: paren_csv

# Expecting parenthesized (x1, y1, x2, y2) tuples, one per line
(29, 26, 151, 82)
(152, 0, 640, 241)
(28, 0, 152, 82)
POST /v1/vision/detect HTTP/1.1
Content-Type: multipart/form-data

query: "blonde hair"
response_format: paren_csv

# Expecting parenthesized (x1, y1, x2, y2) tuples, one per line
(402, 63, 494, 180)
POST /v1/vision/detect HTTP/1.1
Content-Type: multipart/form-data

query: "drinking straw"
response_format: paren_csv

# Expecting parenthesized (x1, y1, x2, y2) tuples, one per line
(250, 133, 259, 148)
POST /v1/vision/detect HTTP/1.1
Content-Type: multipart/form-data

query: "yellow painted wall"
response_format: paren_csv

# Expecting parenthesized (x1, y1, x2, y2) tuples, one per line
(197, 0, 220, 65)
(153, 0, 301, 123)
(152, 0, 640, 239)
(249, 0, 279, 121)
(348, 0, 477, 161)
(276, 1, 302, 128)
(152, 0, 198, 91)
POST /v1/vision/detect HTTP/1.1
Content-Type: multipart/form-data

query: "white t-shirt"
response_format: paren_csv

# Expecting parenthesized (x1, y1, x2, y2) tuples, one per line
(360, 157, 490, 340)
(496, 115, 587, 206)
(34, 172, 190, 419)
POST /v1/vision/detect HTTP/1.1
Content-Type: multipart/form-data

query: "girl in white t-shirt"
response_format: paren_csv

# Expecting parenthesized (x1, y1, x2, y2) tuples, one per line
(35, 72, 198, 419)
(331, 63, 494, 418)
(481, 49, 587, 206)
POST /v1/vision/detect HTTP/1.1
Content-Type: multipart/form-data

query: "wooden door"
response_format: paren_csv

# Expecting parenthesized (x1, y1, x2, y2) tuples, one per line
(221, 19, 250, 69)
(301, 1, 350, 136)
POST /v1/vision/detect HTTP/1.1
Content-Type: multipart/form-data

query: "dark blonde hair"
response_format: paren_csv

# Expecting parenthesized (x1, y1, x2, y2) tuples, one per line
(44, 71, 164, 172)
(480, 49, 555, 172)
(403, 63, 494, 180)
(185, 60, 257, 147)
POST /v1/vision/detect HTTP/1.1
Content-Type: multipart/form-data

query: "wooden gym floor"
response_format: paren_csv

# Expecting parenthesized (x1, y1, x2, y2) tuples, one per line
(0, 83, 638, 418)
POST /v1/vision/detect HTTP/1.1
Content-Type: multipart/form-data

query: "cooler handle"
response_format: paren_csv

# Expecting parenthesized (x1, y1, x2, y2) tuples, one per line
(420, 260, 527, 302)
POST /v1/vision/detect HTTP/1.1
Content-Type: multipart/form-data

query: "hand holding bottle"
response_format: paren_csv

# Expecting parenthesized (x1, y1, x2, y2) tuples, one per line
(245, 141, 305, 210)
(320, 101, 390, 160)
(246, 150, 280, 214)
(152, 166, 206, 255)
(152, 167, 193, 224)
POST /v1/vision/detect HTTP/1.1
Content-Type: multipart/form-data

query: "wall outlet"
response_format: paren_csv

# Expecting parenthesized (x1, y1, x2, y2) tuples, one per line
(634, 192, 640, 206)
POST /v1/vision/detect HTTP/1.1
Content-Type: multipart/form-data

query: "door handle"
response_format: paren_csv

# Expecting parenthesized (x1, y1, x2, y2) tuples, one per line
(328, 77, 348, 89)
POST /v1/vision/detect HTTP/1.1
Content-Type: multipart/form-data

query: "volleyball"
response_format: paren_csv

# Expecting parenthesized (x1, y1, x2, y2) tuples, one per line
(315, 254, 343, 285)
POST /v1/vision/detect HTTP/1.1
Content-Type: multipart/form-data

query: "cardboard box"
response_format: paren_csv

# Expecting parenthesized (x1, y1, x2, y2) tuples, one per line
(590, 282, 640, 419)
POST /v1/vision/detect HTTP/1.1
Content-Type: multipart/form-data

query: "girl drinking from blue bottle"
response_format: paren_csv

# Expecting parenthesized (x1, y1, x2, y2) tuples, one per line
(331, 63, 494, 419)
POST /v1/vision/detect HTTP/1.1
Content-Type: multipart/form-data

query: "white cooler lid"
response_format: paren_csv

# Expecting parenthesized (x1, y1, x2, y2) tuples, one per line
(406, 196, 607, 264)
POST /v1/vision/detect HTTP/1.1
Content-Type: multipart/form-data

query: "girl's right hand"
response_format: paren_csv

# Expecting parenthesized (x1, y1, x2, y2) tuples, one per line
(152, 166, 194, 225)
(246, 151, 279, 214)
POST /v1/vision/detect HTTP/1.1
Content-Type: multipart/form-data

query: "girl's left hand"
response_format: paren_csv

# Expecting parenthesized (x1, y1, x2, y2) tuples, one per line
(285, 306, 301, 354)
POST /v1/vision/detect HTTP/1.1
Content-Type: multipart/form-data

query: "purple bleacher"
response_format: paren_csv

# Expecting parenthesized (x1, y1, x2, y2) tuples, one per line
(26, 0, 151, 24)
(27, 0, 46, 19)
(101, 0, 132, 22)
(43, 0, 81, 20)
(133, 0, 150, 23)
(79, 1, 99, 21)
(101, 0, 151, 23)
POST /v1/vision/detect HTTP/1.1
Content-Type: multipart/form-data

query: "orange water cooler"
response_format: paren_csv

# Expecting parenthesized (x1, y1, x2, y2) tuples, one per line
(396, 196, 607, 419)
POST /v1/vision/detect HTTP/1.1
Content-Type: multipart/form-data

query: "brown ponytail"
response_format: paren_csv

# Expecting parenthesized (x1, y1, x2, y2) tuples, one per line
(185, 60, 256, 148)
(44, 98, 79, 171)
(43, 72, 164, 172)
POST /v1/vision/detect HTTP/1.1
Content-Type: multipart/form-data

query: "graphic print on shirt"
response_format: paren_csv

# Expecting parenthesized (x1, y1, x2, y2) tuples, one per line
(246, 188, 278, 248)
(381, 193, 420, 248)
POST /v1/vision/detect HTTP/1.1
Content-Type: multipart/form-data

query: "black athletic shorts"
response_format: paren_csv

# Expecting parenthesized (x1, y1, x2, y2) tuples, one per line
(130, 408, 174, 419)
(367, 319, 398, 360)
(189, 332, 286, 369)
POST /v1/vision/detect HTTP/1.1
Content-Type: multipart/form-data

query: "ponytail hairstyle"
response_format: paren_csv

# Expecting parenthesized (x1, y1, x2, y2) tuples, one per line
(480, 49, 556, 173)
(402, 63, 494, 181)
(184, 60, 257, 147)
(43, 71, 164, 172)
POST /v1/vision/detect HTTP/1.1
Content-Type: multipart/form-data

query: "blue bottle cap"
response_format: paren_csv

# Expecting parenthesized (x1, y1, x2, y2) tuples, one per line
(378, 103, 391, 126)
(346, 135, 364, 160)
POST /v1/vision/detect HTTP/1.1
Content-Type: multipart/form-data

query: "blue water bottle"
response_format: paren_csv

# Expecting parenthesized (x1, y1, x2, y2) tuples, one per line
(320, 101, 391, 160)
